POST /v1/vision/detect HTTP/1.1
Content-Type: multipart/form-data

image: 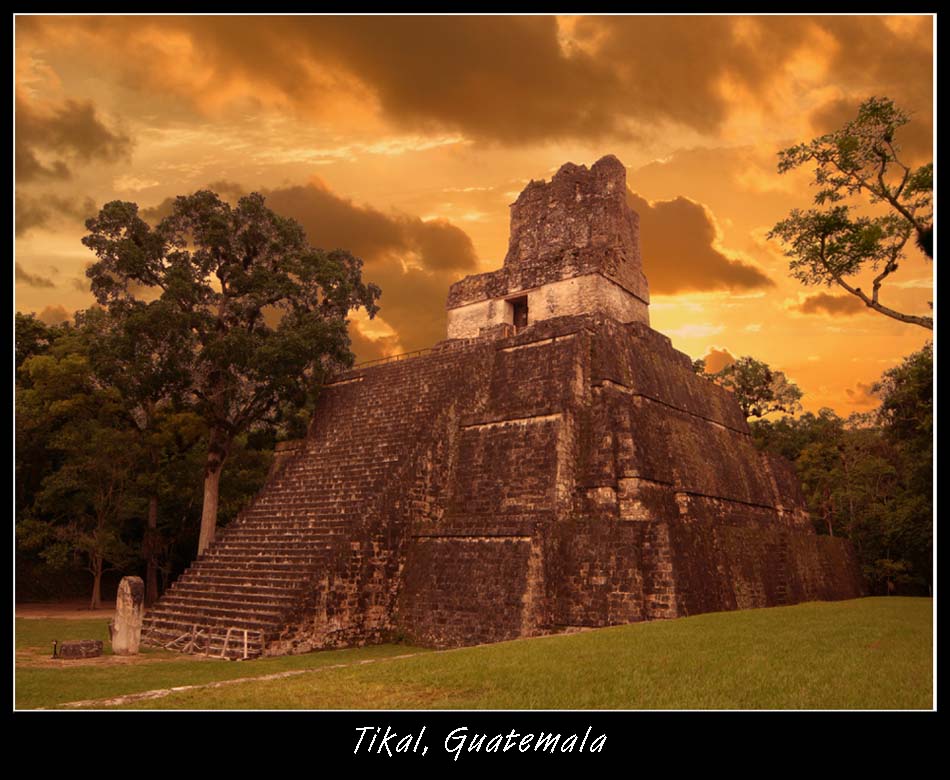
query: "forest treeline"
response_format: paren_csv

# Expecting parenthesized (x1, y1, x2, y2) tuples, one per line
(750, 343, 932, 595)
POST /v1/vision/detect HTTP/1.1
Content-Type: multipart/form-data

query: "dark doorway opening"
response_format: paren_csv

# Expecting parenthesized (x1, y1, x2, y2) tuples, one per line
(511, 296, 528, 329)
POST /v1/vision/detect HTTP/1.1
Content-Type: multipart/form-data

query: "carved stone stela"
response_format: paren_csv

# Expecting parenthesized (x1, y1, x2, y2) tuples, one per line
(111, 576, 145, 655)
(142, 156, 864, 659)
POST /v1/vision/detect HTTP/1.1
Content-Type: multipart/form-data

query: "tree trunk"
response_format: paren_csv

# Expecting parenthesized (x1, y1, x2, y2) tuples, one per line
(197, 428, 231, 556)
(145, 494, 160, 606)
(90, 555, 103, 610)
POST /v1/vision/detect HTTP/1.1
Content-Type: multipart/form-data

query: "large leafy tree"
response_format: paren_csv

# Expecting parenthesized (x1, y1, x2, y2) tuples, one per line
(769, 97, 933, 329)
(696, 355, 803, 419)
(82, 191, 380, 555)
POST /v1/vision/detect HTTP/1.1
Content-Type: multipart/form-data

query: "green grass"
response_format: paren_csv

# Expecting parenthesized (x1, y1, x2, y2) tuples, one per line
(15, 619, 426, 710)
(16, 597, 932, 710)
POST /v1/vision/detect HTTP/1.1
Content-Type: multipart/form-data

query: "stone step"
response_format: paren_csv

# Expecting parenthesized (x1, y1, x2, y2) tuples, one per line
(228, 517, 352, 527)
(203, 548, 334, 561)
(160, 587, 299, 607)
(165, 586, 301, 604)
(245, 496, 384, 508)
(186, 560, 319, 573)
(212, 536, 344, 547)
(195, 548, 328, 561)
(154, 596, 288, 620)
(225, 521, 348, 529)
(175, 573, 305, 593)
(145, 607, 282, 630)
(211, 533, 340, 543)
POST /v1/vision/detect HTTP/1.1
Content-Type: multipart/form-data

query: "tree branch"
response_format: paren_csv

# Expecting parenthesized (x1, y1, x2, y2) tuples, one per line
(822, 259, 932, 330)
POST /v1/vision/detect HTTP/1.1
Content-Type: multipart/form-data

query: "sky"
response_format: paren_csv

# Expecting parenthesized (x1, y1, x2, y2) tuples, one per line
(14, 14, 934, 416)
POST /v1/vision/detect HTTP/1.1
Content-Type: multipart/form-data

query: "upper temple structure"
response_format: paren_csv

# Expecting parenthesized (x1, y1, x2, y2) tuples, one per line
(446, 155, 650, 338)
(142, 155, 864, 659)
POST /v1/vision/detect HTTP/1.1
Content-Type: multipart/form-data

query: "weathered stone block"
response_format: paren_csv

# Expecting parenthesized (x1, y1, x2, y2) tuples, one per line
(57, 639, 103, 659)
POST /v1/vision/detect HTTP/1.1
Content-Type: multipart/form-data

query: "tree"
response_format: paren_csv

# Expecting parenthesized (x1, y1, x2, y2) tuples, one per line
(700, 355, 803, 419)
(874, 341, 933, 450)
(871, 342, 933, 592)
(16, 333, 140, 608)
(82, 191, 381, 555)
(15, 312, 67, 370)
(76, 303, 194, 604)
(769, 97, 933, 329)
(747, 345, 932, 595)
(750, 407, 845, 461)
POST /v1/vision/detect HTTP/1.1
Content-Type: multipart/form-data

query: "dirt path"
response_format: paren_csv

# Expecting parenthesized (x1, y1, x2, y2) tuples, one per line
(17, 601, 115, 620)
(53, 651, 427, 709)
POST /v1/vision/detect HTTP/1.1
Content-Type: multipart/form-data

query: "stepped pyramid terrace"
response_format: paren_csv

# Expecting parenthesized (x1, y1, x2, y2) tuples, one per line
(141, 155, 864, 660)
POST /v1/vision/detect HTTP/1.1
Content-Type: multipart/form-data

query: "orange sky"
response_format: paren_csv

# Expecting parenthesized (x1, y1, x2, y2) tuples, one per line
(14, 14, 934, 416)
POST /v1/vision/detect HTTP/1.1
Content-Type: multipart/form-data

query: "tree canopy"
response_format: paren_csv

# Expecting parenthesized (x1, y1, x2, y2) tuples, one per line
(82, 190, 381, 554)
(750, 342, 932, 595)
(696, 355, 803, 420)
(769, 97, 932, 329)
(16, 326, 140, 608)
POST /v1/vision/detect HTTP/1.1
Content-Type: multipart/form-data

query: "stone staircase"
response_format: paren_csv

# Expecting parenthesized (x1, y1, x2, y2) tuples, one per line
(141, 345, 476, 659)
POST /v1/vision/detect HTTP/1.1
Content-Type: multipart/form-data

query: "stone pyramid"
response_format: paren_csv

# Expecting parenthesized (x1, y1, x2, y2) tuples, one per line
(142, 155, 863, 659)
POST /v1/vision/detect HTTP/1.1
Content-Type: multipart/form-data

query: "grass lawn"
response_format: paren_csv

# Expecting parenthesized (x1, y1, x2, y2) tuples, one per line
(15, 597, 932, 710)
(15, 618, 426, 710)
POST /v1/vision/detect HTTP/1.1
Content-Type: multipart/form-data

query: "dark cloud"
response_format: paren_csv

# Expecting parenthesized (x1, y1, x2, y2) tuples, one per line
(71, 262, 95, 293)
(15, 196, 52, 237)
(575, 17, 810, 134)
(21, 16, 931, 145)
(264, 181, 478, 273)
(578, 16, 932, 139)
(140, 180, 477, 353)
(628, 191, 773, 294)
(846, 382, 879, 408)
(37, 305, 71, 326)
(141, 181, 246, 225)
(262, 182, 476, 351)
(818, 17, 933, 123)
(701, 347, 737, 375)
(795, 292, 866, 317)
(15, 262, 55, 288)
(127, 16, 625, 143)
(205, 180, 249, 204)
(16, 193, 97, 237)
(304, 16, 624, 143)
(15, 96, 132, 182)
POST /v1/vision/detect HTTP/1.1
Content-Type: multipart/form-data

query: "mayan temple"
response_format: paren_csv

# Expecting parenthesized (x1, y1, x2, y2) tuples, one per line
(141, 155, 864, 659)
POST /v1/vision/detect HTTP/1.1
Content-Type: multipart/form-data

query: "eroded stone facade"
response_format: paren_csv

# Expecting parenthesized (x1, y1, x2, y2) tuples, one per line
(446, 155, 649, 338)
(142, 156, 864, 658)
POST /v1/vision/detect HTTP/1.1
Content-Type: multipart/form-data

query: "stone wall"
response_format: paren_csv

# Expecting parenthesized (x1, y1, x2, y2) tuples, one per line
(392, 313, 864, 646)
(446, 273, 649, 339)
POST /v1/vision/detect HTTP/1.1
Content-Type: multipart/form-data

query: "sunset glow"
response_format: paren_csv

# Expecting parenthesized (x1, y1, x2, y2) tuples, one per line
(14, 14, 934, 415)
